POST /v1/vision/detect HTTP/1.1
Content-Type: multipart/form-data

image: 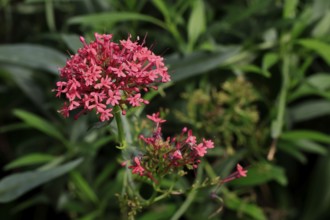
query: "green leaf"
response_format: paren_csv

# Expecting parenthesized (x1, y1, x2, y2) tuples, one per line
(224, 190, 267, 220)
(281, 130, 330, 144)
(278, 141, 308, 163)
(262, 52, 279, 77)
(302, 151, 330, 220)
(312, 9, 330, 37)
(13, 109, 66, 143)
(298, 39, 330, 65)
(283, 0, 299, 18)
(61, 34, 82, 53)
(0, 158, 83, 203)
(4, 153, 56, 170)
(187, 0, 206, 49)
(295, 139, 327, 155)
(67, 12, 166, 30)
(0, 44, 66, 74)
(139, 204, 176, 220)
(70, 171, 98, 203)
(168, 47, 241, 82)
(1, 65, 49, 115)
(289, 73, 330, 101)
(289, 100, 330, 122)
(230, 162, 287, 186)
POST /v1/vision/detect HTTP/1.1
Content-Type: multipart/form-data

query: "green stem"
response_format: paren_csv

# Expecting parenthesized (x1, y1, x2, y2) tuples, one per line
(171, 164, 203, 220)
(114, 106, 127, 149)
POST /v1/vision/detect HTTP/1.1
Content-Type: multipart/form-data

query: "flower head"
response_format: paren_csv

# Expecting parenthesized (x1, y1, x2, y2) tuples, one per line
(128, 112, 215, 182)
(54, 33, 170, 121)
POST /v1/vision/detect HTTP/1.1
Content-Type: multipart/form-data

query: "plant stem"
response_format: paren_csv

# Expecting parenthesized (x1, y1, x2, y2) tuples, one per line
(114, 105, 127, 149)
(171, 164, 203, 220)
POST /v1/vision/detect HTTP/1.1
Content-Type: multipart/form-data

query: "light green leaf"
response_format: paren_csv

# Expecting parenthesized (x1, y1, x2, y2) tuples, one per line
(70, 171, 98, 203)
(298, 39, 330, 65)
(4, 153, 56, 170)
(187, 0, 206, 49)
(262, 52, 279, 76)
(230, 162, 287, 186)
(283, 0, 299, 18)
(312, 10, 330, 37)
(67, 12, 166, 30)
(0, 44, 66, 74)
(0, 158, 83, 203)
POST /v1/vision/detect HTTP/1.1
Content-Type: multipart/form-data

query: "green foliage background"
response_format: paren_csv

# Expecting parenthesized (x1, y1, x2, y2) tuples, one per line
(1, 0, 330, 219)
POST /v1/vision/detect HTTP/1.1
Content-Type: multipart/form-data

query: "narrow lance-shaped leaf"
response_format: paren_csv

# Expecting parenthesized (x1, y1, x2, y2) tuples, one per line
(0, 158, 83, 203)
(4, 153, 56, 170)
(0, 44, 66, 74)
(13, 109, 66, 143)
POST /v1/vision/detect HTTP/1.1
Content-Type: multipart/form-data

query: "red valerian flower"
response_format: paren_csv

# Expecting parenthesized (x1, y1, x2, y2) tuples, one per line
(128, 113, 215, 182)
(54, 33, 170, 121)
(222, 163, 248, 183)
(129, 157, 145, 176)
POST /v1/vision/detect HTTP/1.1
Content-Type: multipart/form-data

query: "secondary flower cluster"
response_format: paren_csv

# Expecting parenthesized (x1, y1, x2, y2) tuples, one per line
(128, 113, 214, 182)
(54, 33, 170, 121)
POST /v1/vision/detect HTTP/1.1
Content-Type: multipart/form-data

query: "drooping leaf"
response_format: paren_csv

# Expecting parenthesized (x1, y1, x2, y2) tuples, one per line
(4, 153, 56, 170)
(0, 158, 83, 203)
(0, 44, 66, 74)
(298, 39, 330, 65)
(70, 171, 98, 203)
(278, 141, 308, 164)
(13, 109, 66, 143)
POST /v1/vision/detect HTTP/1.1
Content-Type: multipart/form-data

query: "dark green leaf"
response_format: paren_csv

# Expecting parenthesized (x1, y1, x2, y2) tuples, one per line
(13, 109, 66, 143)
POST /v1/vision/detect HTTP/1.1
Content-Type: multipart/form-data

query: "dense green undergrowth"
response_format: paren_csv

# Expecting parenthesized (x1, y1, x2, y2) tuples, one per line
(1, 0, 330, 219)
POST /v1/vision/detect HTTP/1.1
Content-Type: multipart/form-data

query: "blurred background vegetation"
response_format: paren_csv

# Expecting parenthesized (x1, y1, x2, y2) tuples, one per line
(1, 0, 330, 219)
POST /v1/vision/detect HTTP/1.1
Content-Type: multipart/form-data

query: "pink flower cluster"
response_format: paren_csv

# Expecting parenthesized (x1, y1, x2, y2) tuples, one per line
(128, 113, 214, 182)
(54, 33, 170, 121)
